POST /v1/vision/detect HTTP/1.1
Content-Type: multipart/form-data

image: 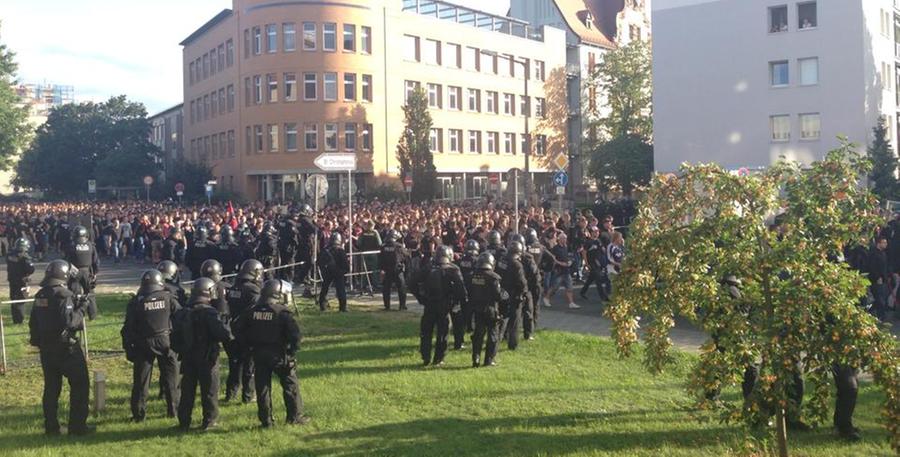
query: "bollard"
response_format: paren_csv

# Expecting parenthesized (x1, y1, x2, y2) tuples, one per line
(0, 311, 6, 375)
(93, 370, 106, 415)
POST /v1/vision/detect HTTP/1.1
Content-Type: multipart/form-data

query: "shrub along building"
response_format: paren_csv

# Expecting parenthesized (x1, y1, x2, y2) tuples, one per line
(181, 0, 573, 202)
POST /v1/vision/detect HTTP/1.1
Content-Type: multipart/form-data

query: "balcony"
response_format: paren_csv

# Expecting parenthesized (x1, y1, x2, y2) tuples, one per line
(402, 0, 543, 41)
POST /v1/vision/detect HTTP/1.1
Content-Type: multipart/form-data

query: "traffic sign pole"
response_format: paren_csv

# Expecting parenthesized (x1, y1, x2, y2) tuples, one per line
(514, 169, 519, 233)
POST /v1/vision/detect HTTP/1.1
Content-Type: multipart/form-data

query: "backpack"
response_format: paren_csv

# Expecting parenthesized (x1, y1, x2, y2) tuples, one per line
(170, 307, 197, 355)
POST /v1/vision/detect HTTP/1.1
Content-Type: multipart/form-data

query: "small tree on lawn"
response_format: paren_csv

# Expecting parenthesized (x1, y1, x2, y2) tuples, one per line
(607, 141, 900, 456)
(868, 116, 898, 201)
(396, 86, 436, 203)
(588, 134, 653, 197)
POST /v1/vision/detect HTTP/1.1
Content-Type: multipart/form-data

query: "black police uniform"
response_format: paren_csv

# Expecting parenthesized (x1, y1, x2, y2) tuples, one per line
(224, 278, 260, 402)
(122, 288, 180, 420)
(164, 279, 188, 308)
(518, 250, 540, 341)
(317, 242, 349, 311)
(176, 296, 232, 430)
(216, 238, 242, 276)
(65, 240, 99, 319)
(295, 215, 317, 284)
(186, 237, 215, 280)
(496, 253, 527, 351)
(379, 239, 409, 310)
(161, 234, 180, 263)
(237, 293, 305, 426)
(7, 250, 35, 324)
(469, 267, 504, 366)
(527, 240, 552, 328)
(580, 237, 609, 301)
(411, 260, 467, 365)
(276, 217, 299, 281)
(453, 251, 478, 346)
(29, 281, 90, 434)
(255, 227, 279, 277)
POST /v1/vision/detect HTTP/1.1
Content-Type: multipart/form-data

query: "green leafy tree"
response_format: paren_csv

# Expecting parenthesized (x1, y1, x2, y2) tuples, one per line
(588, 134, 653, 197)
(14, 96, 159, 196)
(396, 87, 436, 202)
(165, 157, 213, 199)
(868, 116, 897, 201)
(0, 25, 32, 172)
(587, 40, 653, 140)
(607, 141, 900, 456)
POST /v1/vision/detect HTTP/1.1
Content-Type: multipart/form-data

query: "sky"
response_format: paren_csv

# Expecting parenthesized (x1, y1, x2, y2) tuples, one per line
(0, 0, 511, 115)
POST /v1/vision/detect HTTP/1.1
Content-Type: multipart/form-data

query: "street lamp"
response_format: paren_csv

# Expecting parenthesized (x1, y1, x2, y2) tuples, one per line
(479, 50, 532, 200)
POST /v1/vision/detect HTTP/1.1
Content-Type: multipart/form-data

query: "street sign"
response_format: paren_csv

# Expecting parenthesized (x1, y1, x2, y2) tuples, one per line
(489, 173, 500, 184)
(174, 182, 185, 193)
(403, 175, 413, 193)
(87, 180, 96, 194)
(556, 186, 566, 195)
(306, 174, 329, 198)
(552, 154, 569, 170)
(738, 167, 750, 177)
(205, 184, 213, 194)
(143, 176, 154, 186)
(553, 171, 569, 187)
(314, 153, 357, 172)
(176, 191, 184, 197)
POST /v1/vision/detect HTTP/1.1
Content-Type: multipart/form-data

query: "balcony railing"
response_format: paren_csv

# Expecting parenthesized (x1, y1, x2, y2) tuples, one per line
(402, 0, 543, 41)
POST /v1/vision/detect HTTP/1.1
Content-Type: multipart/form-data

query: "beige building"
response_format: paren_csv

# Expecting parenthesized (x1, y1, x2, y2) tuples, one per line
(182, 0, 567, 201)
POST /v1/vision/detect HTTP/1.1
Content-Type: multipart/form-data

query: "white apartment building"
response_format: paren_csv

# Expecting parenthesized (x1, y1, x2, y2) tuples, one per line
(653, 0, 898, 172)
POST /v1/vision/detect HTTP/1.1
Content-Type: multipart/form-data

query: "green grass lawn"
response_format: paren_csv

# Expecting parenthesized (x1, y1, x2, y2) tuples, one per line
(0, 295, 894, 456)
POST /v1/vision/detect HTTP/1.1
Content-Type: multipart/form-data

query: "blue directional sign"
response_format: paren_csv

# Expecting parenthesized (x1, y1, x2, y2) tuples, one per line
(553, 171, 569, 187)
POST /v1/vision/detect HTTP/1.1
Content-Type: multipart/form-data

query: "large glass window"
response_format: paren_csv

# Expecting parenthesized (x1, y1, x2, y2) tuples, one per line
(798, 2, 817, 29)
(361, 26, 372, 54)
(285, 123, 298, 151)
(266, 24, 277, 53)
(305, 124, 318, 150)
(343, 24, 356, 52)
(799, 113, 820, 140)
(303, 22, 316, 50)
(799, 57, 818, 85)
(323, 23, 337, 51)
(324, 72, 337, 101)
(324, 123, 338, 150)
(344, 73, 357, 101)
(283, 23, 296, 51)
(770, 61, 789, 86)
(770, 115, 790, 141)
(362, 75, 372, 102)
(769, 5, 788, 33)
(304, 73, 317, 100)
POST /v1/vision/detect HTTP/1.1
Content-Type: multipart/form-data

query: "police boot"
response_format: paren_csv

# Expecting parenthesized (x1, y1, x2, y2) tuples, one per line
(472, 356, 480, 368)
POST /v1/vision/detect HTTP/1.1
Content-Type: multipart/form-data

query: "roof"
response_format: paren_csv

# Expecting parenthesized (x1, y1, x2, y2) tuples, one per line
(180, 9, 233, 46)
(552, 0, 618, 49)
(149, 103, 184, 120)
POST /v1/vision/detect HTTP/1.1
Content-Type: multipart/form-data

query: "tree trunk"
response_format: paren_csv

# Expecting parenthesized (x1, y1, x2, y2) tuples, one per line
(776, 408, 789, 457)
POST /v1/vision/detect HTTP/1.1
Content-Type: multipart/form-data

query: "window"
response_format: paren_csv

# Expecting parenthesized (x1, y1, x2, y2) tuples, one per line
(503, 93, 514, 115)
(323, 23, 337, 51)
(486, 91, 497, 114)
(218, 44, 225, 69)
(227, 85, 235, 111)
(520, 95, 529, 116)
(218, 89, 226, 114)
(189, 62, 195, 85)
(343, 24, 356, 52)
(189, 101, 195, 124)
(324, 123, 338, 150)
(504, 133, 515, 154)
(304, 73, 317, 100)
(770, 115, 790, 142)
(253, 27, 262, 54)
(520, 133, 529, 155)
(487, 132, 498, 154)
(799, 113, 820, 140)
(344, 73, 357, 101)
(427, 83, 441, 108)
(465, 47, 479, 71)
(536, 98, 546, 118)
(283, 23, 296, 51)
(798, 2, 817, 30)
(254, 75, 263, 104)
(799, 57, 818, 85)
(303, 22, 317, 50)
(423, 39, 440, 65)
(345, 123, 357, 150)
(883, 62, 893, 91)
(210, 49, 217, 75)
(467, 88, 480, 112)
(244, 78, 251, 106)
(468, 130, 481, 153)
(429, 128, 442, 152)
(449, 129, 461, 153)
(267, 74, 278, 102)
(228, 130, 235, 156)
(769, 5, 788, 33)
(480, 52, 495, 74)
(405, 80, 420, 103)
(244, 29, 251, 59)
(305, 124, 318, 150)
(361, 26, 372, 54)
(448, 86, 461, 110)
(284, 73, 297, 101)
(444, 43, 461, 68)
(362, 124, 372, 150)
(770, 61, 789, 86)
(202, 53, 209, 78)
(285, 123, 298, 151)
(534, 60, 545, 81)
(203, 95, 210, 119)
(268, 124, 279, 152)
(255, 125, 264, 152)
(362, 75, 372, 102)
(403, 34, 419, 62)
(226, 39, 234, 66)
(323, 72, 337, 100)
(535, 135, 547, 155)
(245, 126, 252, 154)
(211, 135, 218, 158)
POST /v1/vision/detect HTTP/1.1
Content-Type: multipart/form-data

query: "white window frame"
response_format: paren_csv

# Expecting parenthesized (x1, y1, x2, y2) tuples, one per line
(343, 24, 356, 52)
(770, 114, 791, 142)
(344, 73, 357, 101)
(345, 123, 357, 151)
(799, 113, 821, 140)
(323, 23, 337, 51)
(361, 26, 372, 54)
(798, 57, 818, 86)
(303, 22, 317, 50)
(284, 73, 297, 101)
(324, 123, 338, 150)
(770, 60, 789, 87)
(427, 83, 441, 108)
(303, 73, 317, 101)
(305, 124, 318, 151)
(283, 23, 296, 52)
(285, 123, 298, 151)
(324, 72, 338, 101)
(362, 74, 372, 102)
(266, 24, 277, 53)
(449, 129, 461, 153)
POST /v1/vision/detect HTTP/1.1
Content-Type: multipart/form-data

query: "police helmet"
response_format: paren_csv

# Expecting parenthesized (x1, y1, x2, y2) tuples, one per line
(299, 204, 314, 217)
(509, 233, 526, 246)
(525, 228, 539, 245)
(220, 225, 235, 242)
(488, 230, 502, 247)
(331, 232, 343, 247)
(464, 239, 480, 254)
(200, 259, 223, 281)
(72, 225, 89, 243)
(476, 252, 495, 270)
(157, 260, 179, 282)
(41, 260, 74, 287)
(196, 225, 209, 241)
(438, 245, 454, 262)
(12, 237, 30, 254)
(190, 277, 218, 302)
(388, 230, 401, 243)
(237, 259, 264, 282)
(507, 240, 524, 257)
(139, 270, 165, 294)
(261, 279, 294, 307)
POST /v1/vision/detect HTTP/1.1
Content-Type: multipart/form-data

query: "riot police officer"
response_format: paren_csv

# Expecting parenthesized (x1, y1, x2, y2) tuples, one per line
(411, 245, 466, 366)
(7, 237, 35, 324)
(64, 225, 99, 319)
(276, 213, 299, 281)
(496, 240, 527, 351)
(469, 253, 504, 367)
(510, 234, 540, 342)
(121, 270, 180, 421)
(317, 233, 349, 312)
(525, 228, 551, 335)
(174, 278, 233, 432)
(224, 259, 263, 403)
(255, 222, 279, 278)
(29, 260, 92, 435)
(295, 204, 317, 289)
(379, 230, 408, 311)
(216, 226, 242, 275)
(235, 279, 310, 427)
(157, 260, 187, 306)
(186, 226, 214, 280)
(485, 230, 507, 259)
(161, 227, 184, 264)
(455, 240, 480, 336)
(200, 259, 230, 316)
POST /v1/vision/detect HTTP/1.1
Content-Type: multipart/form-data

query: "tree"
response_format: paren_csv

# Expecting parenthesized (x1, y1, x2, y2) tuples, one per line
(607, 141, 900, 456)
(14, 96, 159, 196)
(0, 24, 32, 172)
(588, 40, 653, 140)
(868, 116, 897, 201)
(396, 87, 436, 202)
(588, 134, 653, 197)
(165, 157, 213, 199)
